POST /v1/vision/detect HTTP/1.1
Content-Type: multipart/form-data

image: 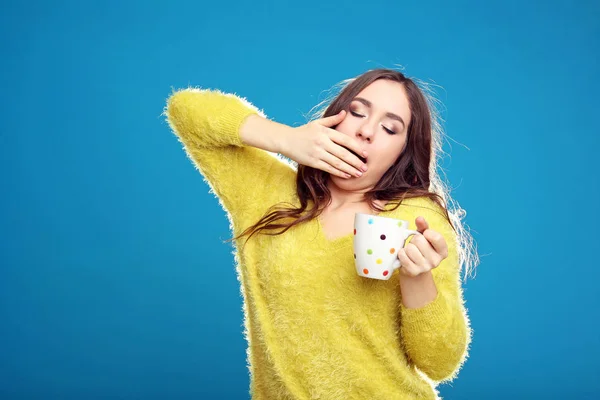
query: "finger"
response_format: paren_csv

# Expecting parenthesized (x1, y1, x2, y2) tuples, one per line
(314, 159, 353, 179)
(324, 143, 367, 177)
(423, 229, 449, 260)
(397, 248, 419, 277)
(319, 150, 363, 178)
(404, 243, 429, 269)
(415, 216, 429, 234)
(328, 131, 369, 164)
(317, 109, 346, 128)
(409, 234, 441, 268)
(317, 110, 369, 162)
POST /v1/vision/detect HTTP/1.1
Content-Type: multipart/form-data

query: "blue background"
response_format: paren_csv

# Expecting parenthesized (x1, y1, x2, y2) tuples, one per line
(1, 0, 599, 398)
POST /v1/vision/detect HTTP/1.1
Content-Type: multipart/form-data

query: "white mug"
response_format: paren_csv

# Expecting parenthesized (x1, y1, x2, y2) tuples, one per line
(353, 213, 421, 280)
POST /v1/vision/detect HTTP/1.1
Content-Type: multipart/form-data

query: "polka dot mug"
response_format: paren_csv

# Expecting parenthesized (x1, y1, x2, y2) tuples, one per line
(353, 213, 421, 280)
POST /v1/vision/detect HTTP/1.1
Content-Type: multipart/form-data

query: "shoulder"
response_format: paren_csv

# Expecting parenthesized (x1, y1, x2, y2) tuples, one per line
(399, 196, 446, 219)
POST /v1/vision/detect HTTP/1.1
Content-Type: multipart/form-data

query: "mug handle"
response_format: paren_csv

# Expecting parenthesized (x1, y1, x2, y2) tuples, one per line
(391, 230, 421, 270)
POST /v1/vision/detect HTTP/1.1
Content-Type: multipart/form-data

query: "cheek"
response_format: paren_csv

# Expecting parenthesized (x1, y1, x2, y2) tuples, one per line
(387, 140, 407, 164)
(335, 119, 353, 133)
(371, 148, 400, 169)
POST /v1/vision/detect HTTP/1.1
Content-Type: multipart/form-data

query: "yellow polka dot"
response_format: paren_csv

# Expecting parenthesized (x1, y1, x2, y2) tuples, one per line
(376, 259, 382, 264)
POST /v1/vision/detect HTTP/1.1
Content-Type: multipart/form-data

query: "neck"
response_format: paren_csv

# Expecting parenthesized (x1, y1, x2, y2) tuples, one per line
(325, 177, 383, 211)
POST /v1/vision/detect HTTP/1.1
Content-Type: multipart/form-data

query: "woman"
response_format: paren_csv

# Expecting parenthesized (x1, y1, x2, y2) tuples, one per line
(165, 68, 479, 400)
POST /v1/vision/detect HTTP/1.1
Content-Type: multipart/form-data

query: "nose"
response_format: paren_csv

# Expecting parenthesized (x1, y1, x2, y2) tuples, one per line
(357, 120, 376, 142)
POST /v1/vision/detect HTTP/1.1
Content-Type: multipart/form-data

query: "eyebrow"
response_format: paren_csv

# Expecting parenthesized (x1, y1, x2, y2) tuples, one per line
(352, 97, 406, 130)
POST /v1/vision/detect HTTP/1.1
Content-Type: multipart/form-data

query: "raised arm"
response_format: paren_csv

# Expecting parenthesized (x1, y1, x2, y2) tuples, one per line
(164, 87, 296, 221)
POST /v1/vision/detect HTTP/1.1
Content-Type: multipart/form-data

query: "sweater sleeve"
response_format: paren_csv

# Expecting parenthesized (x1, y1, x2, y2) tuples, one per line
(399, 201, 471, 382)
(164, 87, 294, 221)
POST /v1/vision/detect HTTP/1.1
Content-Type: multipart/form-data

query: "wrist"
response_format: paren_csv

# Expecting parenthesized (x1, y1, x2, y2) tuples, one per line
(400, 270, 433, 283)
(399, 270, 437, 309)
(269, 120, 294, 155)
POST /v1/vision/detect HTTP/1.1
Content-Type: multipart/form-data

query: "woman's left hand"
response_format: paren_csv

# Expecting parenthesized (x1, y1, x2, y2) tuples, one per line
(397, 216, 449, 277)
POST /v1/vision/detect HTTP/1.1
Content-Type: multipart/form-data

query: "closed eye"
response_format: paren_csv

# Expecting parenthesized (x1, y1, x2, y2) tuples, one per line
(349, 111, 397, 135)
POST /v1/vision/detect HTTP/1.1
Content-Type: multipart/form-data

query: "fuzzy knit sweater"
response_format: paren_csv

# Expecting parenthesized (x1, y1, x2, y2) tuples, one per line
(164, 87, 471, 400)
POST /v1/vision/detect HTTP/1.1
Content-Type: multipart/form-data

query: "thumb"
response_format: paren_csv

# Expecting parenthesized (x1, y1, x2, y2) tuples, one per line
(317, 109, 346, 127)
(415, 216, 429, 233)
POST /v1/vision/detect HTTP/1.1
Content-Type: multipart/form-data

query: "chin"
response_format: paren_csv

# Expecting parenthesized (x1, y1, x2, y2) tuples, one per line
(332, 174, 363, 184)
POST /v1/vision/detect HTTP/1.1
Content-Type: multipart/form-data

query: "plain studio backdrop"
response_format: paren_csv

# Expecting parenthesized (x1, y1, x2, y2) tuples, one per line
(1, 0, 598, 398)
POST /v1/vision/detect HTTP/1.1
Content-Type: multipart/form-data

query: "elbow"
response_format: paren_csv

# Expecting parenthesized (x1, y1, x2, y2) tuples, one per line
(164, 89, 202, 144)
(415, 324, 471, 382)
(165, 90, 188, 127)
(419, 342, 469, 382)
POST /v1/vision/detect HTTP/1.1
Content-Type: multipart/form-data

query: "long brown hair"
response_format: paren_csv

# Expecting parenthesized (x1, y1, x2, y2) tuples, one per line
(225, 68, 479, 280)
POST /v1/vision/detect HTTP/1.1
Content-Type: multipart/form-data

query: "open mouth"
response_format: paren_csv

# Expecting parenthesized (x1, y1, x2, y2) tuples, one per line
(342, 145, 367, 164)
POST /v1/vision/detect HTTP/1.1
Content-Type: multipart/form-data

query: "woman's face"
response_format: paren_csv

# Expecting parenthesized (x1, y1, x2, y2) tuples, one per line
(332, 79, 412, 188)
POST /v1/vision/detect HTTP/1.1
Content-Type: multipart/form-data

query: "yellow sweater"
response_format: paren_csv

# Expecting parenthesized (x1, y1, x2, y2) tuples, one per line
(165, 88, 471, 400)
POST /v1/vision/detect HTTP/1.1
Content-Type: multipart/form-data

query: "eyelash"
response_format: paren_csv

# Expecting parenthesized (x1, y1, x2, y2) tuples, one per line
(349, 111, 397, 135)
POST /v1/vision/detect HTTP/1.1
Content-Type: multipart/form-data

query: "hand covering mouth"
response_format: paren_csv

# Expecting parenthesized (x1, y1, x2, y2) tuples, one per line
(341, 145, 367, 164)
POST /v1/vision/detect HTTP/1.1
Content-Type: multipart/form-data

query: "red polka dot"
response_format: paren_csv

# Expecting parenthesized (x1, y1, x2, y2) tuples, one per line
(354, 229, 356, 235)
(363, 268, 369, 275)
(383, 270, 389, 276)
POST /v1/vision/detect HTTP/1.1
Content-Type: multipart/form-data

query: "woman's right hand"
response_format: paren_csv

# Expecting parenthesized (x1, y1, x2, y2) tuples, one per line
(279, 110, 369, 179)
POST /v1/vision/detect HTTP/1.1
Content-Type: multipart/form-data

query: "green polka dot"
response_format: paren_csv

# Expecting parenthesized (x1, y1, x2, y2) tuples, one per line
(367, 249, 373, 255)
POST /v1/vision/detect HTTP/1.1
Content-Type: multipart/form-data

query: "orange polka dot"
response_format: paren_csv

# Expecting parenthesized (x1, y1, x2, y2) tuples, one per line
(389, 248, 395, 254)
(354, 229, 356, 235)
(363, 268, 369, 274)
